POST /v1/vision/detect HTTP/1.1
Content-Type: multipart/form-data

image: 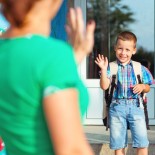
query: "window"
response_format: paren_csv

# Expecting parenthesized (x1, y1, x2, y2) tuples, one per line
(86, 0, 154, 79)
(68, 0, 74, 7)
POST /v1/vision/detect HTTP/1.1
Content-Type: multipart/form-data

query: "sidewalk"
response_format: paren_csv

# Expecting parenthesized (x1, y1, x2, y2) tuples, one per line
(84, 125, 155, 155)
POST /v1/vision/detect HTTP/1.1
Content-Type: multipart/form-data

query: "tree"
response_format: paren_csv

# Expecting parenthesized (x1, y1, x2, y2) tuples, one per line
(87, 0, 135, 78)
(132, 47, 154, 77)
(109, 0, 135, 61)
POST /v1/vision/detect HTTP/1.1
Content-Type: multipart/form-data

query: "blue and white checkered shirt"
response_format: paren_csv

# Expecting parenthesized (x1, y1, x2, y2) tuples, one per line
(106, 60, 154, 99)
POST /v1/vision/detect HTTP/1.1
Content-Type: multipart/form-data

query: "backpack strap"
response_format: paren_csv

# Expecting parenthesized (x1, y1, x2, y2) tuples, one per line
(109, 60, 142, 93)
(132, 60, 142, 84)
(108, 61, 118, 93)
(109, 61, 118, 80)
(103, 61, 118, 130)
(135, 62, 150, 129)
(103, 60, 143, 130)
(103, 74, 117, 130)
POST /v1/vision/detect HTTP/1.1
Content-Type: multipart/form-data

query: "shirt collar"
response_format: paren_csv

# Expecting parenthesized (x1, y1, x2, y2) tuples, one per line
(116, 59, 133, 67)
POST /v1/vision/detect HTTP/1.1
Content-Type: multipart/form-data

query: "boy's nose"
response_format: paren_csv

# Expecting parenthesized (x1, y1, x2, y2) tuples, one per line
(121, 49, 126, 54)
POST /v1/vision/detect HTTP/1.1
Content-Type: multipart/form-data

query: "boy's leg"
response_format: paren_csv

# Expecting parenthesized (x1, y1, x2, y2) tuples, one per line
(128, 99, 149, 149)
(109, 100, 128, 151)
(136, 148, 148, 155)
(115, 148, 125, 155)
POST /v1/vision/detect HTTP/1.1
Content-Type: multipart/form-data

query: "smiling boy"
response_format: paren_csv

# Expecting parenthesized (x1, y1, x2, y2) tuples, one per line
(95, 31, 154, 155)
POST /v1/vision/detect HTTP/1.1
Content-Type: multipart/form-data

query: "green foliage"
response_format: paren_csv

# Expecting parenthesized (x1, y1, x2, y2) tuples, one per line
(132, 47, 154, 76)
(86, 0, 154, 78)
(87, 0, 135, 57)
(109, 0, 135, 59)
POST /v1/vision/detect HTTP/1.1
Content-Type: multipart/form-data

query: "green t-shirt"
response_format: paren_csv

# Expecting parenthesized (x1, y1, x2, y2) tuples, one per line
(0, 35, 89, 155)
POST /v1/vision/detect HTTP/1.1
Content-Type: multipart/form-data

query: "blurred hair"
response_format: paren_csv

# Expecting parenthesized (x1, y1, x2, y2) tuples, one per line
(0, 0, 39, 27)
(115, 31, 137, 48)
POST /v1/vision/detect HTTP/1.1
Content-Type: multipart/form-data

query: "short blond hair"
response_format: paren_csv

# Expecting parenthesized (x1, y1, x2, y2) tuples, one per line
(116, 31, 137, 48)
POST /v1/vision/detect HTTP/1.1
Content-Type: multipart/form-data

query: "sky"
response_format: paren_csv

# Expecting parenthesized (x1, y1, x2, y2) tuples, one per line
(122, 0, 154, 51)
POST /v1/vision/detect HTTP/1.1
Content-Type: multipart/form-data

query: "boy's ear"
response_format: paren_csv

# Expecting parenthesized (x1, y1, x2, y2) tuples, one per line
(132, 48, 137, 55)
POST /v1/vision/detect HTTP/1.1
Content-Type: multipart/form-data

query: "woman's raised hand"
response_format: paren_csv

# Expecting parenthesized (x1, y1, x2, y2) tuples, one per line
(95, 54, 108, 70)
(66, 7, 95, 64)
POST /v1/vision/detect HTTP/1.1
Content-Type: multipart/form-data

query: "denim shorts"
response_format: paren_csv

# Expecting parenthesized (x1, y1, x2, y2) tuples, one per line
(109, 99, 149, 150)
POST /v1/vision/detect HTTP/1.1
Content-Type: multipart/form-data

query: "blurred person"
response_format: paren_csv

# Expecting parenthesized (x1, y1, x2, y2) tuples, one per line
(0, 137, 5, 155)
(0, 0, 95, 155)
(0, 28, 6, 155)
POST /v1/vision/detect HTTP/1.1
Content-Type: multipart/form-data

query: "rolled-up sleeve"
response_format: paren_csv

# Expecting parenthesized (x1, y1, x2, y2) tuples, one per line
(141, 65, 155, 85)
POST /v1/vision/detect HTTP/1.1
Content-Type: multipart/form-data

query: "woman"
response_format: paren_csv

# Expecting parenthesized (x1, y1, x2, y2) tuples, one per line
(0, 0, 95, 155)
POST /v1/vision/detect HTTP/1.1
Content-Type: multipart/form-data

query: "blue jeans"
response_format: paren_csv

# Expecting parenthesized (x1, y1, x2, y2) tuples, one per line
(109, 99, 149, 150)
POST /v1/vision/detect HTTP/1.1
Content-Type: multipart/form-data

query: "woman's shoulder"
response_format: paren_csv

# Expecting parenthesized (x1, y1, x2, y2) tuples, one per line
(33, 35, 73, 56)
(32, 35, 76, 66)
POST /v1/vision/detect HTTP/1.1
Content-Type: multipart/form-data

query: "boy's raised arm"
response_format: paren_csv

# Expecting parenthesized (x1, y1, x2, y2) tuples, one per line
(95, 54, 110, 90)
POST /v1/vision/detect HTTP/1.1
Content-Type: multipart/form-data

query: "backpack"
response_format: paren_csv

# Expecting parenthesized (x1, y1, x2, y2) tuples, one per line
(103, 60, 150, 130)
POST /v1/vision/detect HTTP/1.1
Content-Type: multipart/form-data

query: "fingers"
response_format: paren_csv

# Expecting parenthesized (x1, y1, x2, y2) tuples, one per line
(67, 8, 76, 31)
(105, 57, 108, 62)
(66, 7, 85, 46)
(133, 85, 143, 94)
(95, 54, 107, 62)
(95, 54, 108, 67)
(95, 54, 101, 65)
(76, 7, 85, 35)
(104, 56, 109, 66)
(94, 59, 100, 65)
(67, 7, 85, 35)
(86, 20, 95, 34)
(85, 20, 95, 43)
(65, 25, 71, 42)
(66, 7, 96, 63)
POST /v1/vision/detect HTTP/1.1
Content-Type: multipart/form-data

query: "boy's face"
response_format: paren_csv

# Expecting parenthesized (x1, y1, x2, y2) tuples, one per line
(114, 39, 136, 65)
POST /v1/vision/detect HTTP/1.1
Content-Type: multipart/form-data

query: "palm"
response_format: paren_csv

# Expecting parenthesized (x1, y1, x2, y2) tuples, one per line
(95, 54, 108, 70)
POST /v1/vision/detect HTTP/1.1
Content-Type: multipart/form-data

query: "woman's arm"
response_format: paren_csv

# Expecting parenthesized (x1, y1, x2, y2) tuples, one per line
(43, 88, 94, 155)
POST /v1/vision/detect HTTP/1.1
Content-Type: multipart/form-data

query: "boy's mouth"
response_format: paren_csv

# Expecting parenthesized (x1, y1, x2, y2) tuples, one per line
(119, 56, 127, 59)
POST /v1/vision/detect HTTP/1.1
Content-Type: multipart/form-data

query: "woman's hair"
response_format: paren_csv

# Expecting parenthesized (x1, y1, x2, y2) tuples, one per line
(0, 0, 38, 27)
(115, 31, 137, 48)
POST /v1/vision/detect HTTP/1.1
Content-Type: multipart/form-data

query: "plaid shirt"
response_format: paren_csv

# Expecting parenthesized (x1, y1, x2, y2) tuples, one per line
(107, 60, 154, 99)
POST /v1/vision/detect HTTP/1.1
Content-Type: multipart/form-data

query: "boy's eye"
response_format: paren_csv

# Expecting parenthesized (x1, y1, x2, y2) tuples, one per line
(118, 48, 122, 50)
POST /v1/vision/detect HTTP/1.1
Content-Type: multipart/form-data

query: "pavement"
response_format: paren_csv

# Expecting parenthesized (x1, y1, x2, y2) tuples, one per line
(84, 125, 155, 155)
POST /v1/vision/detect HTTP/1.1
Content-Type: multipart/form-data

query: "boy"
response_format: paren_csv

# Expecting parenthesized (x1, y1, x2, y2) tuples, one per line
(95, 31, 154, 155)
